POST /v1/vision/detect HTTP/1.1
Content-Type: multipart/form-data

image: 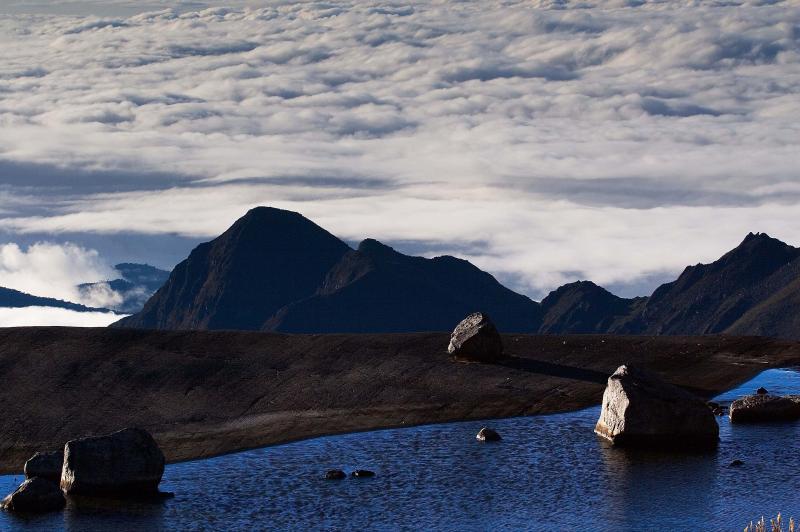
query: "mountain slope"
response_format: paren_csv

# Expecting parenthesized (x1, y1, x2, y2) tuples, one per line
(113, 207, 352, 330)
(114, 208, 541, 333)
(0, 287, 108, 313)
(627, 233, 800, 335)
(265, 239, 540, 333)
(539, 281, 644, 334)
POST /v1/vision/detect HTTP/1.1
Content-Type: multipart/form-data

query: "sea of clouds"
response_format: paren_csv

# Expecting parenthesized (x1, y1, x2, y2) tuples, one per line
(0, 0, 799, 324)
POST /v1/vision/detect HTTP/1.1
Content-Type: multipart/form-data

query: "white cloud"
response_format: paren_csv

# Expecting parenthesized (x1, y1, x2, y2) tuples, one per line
(0, 1, 798, 297)
(0, 306, 124, 327)
(0, 242, 116, 303)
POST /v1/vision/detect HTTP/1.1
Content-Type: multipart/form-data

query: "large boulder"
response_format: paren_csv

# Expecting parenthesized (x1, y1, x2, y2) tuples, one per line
(729, 394, 800, 423)
(594, 365, 719, 450)
(447, 313, 503, 363)
(1, 478, 66, 513)
(60, 428, 165, 497)
(24, 450, 64, 483)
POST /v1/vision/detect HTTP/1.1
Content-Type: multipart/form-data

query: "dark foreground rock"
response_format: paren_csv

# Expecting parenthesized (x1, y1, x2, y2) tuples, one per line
(729, 394, 800, 423)
(61, 428, 165, 496)
(325, 469, 346, 480)
(1, 478, 65, 513)
(476, 427, 501, 442)
(448, 313, 503, 363)
(594, 365, 719, 450)
(24, 450, 64, 483)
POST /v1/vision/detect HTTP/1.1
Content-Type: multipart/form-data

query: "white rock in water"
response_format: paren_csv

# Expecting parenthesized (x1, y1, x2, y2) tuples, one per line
(595, 365, 719, 450)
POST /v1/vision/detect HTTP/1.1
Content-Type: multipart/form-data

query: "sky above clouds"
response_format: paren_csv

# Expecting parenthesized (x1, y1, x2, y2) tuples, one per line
(0, 0, 799, 317)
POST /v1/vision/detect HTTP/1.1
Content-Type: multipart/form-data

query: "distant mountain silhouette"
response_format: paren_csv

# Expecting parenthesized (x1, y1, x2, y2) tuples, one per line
(265, 238, 540, 333)
(113, 207, 541, 332)
(539, 281, 644, 334)
(622, 232, 800, 335)
(79, 263, 170, 313)
(114, 207, 354, 330)
(0, 286, 109, 313)
(539, 232, 800, 339)
(113, 208, 800, 340)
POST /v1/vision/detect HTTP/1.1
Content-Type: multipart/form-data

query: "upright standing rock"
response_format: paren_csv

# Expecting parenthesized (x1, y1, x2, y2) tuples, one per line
(61, 428, 165, 497)
(448, 313, 504, 363)
(1, 478, 66, 513)
(24, 450, 64, 483)
(594, 365, 719, 450)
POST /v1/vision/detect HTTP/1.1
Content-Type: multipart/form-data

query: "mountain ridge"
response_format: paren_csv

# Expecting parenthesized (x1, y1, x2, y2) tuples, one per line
(112, 209, 800, 340)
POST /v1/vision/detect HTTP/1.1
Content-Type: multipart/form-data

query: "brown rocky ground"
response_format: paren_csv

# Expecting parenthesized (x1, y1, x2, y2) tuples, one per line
(1, 327, 799, 474)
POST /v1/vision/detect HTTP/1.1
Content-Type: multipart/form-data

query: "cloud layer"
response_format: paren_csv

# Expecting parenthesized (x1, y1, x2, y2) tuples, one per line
(1, 0, 799, 298)
(0, 242, 116, 303)
(0, 306, 123, 327)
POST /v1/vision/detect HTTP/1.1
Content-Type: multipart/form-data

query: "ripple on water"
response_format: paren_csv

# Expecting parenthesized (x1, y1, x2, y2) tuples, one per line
(2, 369, 800, 531)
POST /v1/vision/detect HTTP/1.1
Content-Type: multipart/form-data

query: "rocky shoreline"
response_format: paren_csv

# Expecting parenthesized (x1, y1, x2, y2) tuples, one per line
(1, 327, 800, 474)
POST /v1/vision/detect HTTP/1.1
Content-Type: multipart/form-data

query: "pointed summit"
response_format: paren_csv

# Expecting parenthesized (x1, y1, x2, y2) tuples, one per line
(113, 207, 351, 330)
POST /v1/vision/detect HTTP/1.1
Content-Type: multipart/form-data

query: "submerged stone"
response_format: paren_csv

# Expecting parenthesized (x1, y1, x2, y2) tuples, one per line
(594, 365, 719, 450)
(351, 470, 375, 478)
(325, 469, 346, 480)
(476, 427, 502, 442)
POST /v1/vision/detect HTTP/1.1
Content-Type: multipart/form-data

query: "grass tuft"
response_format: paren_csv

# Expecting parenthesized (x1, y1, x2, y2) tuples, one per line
(744, 513, 795, 532)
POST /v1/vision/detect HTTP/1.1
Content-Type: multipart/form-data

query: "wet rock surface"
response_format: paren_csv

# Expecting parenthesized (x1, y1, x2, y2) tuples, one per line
(476, 427, 502, 442)
(595, 365, 719, 450)
(24, 450, 64, 483)
(729, 394, 800, 423)
(61, 428, 165, 497)
(1, 478, 65, 513)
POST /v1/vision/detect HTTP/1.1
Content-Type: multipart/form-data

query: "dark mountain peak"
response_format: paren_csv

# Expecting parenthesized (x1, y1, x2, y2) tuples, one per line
(539, 280, 640, 334)
(113, 206, 351, 330)
(357, 238, 401, 259)
(732, 231, 793, 255)
(543, 280, 608, 302)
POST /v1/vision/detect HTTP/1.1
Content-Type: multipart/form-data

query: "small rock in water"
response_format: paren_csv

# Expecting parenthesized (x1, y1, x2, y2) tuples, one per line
(351, 470, 375, 478)
(756, 387, 768, 395)
(24, 450, 64, 483)
(729, 394, 800, 423)
(729, 459, 745, 467)
(476, 427, 502, 442)
(325, 469, 346, 480)
(707, 401, 720, 410)
(1, 477, 66, 513)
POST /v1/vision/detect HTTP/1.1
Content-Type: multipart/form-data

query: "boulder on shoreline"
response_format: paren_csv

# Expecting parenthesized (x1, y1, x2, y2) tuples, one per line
(24, 450, 64, 483)
(594, 365, 719, 450)
(61, 428, 165, 497)
(447, 313, 503, 363)
(729, 394, 800, 423)
(1, 478, 66, 513)
(476, 427, 502, 442)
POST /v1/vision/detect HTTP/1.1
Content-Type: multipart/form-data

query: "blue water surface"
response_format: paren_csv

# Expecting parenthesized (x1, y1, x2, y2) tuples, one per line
(2, 369, 800, 531)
